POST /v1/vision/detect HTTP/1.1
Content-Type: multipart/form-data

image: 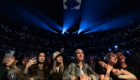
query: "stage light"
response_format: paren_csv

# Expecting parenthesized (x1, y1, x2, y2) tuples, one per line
(86, 9, 140, 33)
(78, 30, 81, 34)
(109, 48, 111, 51)
(115, 46, 118, 48)
(62, 32, 64, 34)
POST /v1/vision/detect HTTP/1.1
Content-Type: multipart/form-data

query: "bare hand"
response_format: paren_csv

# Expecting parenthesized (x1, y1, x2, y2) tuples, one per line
(112, 69, 121, 77)
(105, 64, 113, 74)
(30, 78, 34, 80)
(22, 57, 28, 65)
(26, 57, 37, 68)
(88, 76, 92, 80)
(3, 58, 14, 67)
(79, 74, 88, 80)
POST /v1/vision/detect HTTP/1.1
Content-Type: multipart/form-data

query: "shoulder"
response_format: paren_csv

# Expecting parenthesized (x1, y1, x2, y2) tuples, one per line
(127, 64, 137, 70)
(98, 61, 106, 67)
(17, 65, 24, 71)
(69, 63, 76, 66)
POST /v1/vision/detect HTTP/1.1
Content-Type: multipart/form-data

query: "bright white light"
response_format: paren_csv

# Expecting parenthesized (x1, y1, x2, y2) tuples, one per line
(78, 30, 81, 34)
(109, 48, 111, 51)
(115, 46, 118, 48)
(62, 32, 64, 34)
(62, 28, 66, 34)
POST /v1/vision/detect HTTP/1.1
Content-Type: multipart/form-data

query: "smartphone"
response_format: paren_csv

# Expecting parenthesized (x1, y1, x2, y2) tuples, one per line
(2, 50, 15, 64)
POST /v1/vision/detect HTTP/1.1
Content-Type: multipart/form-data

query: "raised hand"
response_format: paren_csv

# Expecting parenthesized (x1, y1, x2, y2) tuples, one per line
(105, 64, 113, 74)
(26, 57, 37, 68)
(112, 69, 121, 77)
(3, 58, 15, 67)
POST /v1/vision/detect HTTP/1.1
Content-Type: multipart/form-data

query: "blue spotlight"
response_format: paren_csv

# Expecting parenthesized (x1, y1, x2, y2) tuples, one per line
(109, 48, 111, 51)
(54, 31, 58, 34)
(62, 28, 66, 33)
(62, 32, 65, 34)
(78, 30, 81, 34)
(86, 9, 140, 33)
(115, 46, 118, 48)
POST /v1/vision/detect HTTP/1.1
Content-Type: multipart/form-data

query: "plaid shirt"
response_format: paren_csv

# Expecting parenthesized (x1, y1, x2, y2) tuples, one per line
(62, 62, 99, 80)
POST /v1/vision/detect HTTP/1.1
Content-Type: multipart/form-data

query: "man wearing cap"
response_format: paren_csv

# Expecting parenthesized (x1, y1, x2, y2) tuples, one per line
(62, 49, 99, 80)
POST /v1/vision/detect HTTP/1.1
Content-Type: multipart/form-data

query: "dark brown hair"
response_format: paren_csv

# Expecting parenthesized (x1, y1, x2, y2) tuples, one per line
(31, 52, 48, 77)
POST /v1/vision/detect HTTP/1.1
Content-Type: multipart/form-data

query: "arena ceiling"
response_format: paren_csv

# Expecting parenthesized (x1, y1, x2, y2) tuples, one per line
(0, 0, 140, 34)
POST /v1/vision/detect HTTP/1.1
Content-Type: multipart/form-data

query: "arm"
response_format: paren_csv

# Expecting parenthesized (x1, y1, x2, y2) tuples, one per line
(62, 63, 75, 80)
(133, 66, 140, 80)
(119, 69, 137, 80)
(24, 57, 36, 74)
(98, 61, 113, 80)
(98, 61, 106, 67)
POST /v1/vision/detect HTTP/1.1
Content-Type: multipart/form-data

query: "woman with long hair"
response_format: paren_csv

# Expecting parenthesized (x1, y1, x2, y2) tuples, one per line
(98, 52, 137, 80)
(45, 51, 65, 80)
(21, 52, 48, 80)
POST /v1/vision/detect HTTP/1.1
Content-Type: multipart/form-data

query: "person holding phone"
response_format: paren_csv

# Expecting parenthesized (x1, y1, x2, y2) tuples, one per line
(44, 51, 66, 80)
(98, 52, 137, 80)
(19, 52, 48, 80)
(0, 54, 24, 80)
(62, 49, 99, 80)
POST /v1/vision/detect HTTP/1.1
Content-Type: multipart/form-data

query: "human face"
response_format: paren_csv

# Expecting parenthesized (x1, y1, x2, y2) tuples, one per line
(116, 52, 125, 63)
(75, 49, 84, 62)
(56, 56, 63, 63)
(107, 53, 118, 64)
(38, 53, 45, 63)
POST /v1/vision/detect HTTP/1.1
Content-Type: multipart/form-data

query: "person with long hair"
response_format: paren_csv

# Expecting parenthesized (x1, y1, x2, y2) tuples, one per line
(115, 51, 140, 80)
(62, 49, 99, 80)
(19, 52, 48, 80)
(98, 52, 137, 80)
(44, 51, 65, 80)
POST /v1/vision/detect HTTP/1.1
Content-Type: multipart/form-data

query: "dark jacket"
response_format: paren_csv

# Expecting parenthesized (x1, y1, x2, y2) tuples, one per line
(44, 66, 67, 80)
(0, 65, 24, 80)
(18, 67, 45, 80)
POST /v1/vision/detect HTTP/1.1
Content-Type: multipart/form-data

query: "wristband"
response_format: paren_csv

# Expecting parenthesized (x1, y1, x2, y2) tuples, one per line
(120, 75, 122, 79)
(74, 76, 77, 80)
(105, 74, 110, 77)
(111, 68, 114, 71)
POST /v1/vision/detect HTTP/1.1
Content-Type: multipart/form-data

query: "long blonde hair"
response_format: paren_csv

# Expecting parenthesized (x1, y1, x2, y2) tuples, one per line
(50, 59, 64, 75)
